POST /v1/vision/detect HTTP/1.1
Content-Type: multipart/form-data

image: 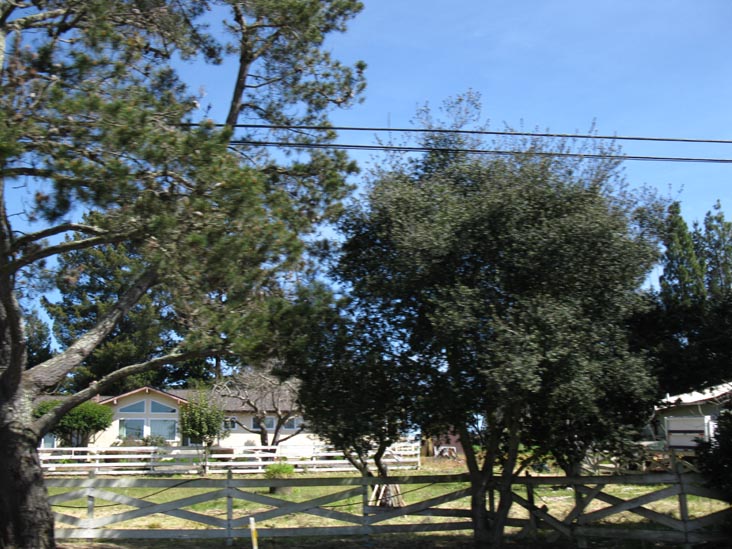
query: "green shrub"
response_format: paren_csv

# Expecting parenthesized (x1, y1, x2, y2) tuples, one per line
(697, 408, 732, 502)
(34, 400, 113, 446)
(264, 461, 295, 479)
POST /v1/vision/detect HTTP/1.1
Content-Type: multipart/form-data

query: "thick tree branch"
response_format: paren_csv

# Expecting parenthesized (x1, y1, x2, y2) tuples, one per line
(32, 347, 203, 437)
(3, 231, 134, 277)
(273, 424, 304, 444)
(0, 176, 27, 400)
(4, 8, 68, 31)
(25, 268, 158, 390)
(13, 223, 106, 250)
(2, 167, 59, 180)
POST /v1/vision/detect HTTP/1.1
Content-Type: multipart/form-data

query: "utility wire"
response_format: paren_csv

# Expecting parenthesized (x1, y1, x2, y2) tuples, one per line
(228, 140, 732, 164)
(209, 122, 732, 146)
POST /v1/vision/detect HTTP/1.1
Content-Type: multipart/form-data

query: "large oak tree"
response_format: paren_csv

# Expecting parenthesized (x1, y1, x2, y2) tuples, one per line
(333, 97, 661, 547)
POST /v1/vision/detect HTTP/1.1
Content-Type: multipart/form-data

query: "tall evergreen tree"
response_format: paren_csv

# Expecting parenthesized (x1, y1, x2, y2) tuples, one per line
(0, 2, 364, 547)
(43, 219, 214, 392)
(659, 202, 706, 308)
(696, 202, 732, 300)
(636, 201, 732, 395)
(24, 310, 54, 369)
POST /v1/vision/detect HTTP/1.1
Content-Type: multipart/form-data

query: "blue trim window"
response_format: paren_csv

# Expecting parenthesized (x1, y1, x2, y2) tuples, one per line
(119, 401, 145, 413)
(252, 417, 276, 430)
(151, 400, 176, 413)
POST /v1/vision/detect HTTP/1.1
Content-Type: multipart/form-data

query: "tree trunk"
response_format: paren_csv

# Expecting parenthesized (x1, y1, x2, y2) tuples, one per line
(0, 421, 55, 549)
(490, 480, 515, 548)
(470, 481, 492, 548)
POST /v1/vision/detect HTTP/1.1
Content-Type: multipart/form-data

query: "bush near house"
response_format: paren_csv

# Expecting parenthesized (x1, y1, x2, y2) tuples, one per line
(33, 400, 113, 447)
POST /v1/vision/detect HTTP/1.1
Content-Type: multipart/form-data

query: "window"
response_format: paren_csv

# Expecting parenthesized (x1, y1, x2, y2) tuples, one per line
(119, 400, 145, 413)
(119, 419, 144, 440)
(151, 400, 176, 414)
(150, 419, 177, 441)
(283, 417, 303, 430)
(223, 417, 238, 430)
(252, 416, 275, 430)
(41, 433, 57, 448)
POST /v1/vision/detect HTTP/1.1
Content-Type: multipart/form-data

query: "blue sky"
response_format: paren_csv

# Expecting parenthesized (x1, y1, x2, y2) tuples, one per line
(300, 0, 732, 225)
(10, 2, 731, 229)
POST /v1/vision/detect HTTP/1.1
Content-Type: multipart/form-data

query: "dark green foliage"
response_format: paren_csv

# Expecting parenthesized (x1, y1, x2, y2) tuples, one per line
(697, 408, 732, 502)
(24, 310, 54, 368)
(33, 400, 113, 446)
(633, 201, 732, 395)
(263, 282, 416, 476)
(43, 222, 212, 392)
(333, 95, 661, 542)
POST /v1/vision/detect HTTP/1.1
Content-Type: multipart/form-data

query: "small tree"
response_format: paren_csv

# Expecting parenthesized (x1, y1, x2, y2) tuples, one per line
(179, 390, 227, 474)
(697, 407, 732, 502)
(216, 363, 304, 447)
(33, 401, 113, 447)
(272, 287, 413, 506)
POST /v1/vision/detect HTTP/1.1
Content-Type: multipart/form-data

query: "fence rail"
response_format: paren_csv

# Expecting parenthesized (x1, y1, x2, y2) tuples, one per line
(39, 443, 420, 476)
(47, 471, 731, 546)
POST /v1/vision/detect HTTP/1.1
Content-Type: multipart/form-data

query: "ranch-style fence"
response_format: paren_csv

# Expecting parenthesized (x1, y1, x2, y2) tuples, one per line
(48, 471, 731, 546)
(39, 443, 421, 476)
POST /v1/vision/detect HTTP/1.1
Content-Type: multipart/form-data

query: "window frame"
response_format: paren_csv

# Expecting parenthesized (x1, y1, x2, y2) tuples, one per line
(119, 418, 145, 440)
(252, 416, 276, 430)
(283, 417, 303, 430)
(149, 419, 178, 441)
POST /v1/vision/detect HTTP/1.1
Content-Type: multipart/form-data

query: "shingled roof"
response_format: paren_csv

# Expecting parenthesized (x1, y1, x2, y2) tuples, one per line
(97, 385, 299, 413)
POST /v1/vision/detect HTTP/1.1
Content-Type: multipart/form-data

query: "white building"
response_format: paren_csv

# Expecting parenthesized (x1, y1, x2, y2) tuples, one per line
(87, 386, 316, 450)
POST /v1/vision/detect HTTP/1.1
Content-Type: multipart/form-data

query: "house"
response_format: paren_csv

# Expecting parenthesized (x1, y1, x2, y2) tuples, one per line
(85, 386, 316, 449)
(652, 382, 732, 449)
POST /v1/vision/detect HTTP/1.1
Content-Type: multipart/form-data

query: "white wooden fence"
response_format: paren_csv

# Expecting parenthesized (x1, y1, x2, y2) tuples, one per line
(47, 471, 731, 545)
(39, 443, 420, 476)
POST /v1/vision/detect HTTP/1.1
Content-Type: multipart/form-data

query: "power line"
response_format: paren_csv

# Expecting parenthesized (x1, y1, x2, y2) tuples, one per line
(228, 139, 732, 164)
(222, 123, 732, 146)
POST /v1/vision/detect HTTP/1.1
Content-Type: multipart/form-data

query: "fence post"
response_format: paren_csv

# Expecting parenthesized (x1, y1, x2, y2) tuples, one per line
(525, 472, 537, 538)
(86, 470, 95, 519)
(149, 446, 155, 473)
(361, 477, 374, 547)
(676, 461, 692, 549)
(226, 469, 234, 547)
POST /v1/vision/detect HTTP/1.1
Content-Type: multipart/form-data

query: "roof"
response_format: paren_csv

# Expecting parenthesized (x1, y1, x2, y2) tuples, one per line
(165, 388, 299, 413)
(97, 386, 189, 406)
(658, 382, 732, 408)
(96, 385, 298, 413)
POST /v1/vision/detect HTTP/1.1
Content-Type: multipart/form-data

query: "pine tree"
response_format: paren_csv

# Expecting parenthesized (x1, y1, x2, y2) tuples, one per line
(0, 2, 364, 546)
(639, 201, 732, 395)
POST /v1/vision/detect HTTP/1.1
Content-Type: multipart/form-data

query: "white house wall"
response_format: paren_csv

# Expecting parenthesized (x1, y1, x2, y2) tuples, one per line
(90, 389, 320, 449)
